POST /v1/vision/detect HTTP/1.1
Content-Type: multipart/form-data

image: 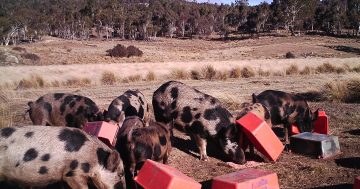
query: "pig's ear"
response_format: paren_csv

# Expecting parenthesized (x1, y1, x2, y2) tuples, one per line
(106, 150, 121, 172)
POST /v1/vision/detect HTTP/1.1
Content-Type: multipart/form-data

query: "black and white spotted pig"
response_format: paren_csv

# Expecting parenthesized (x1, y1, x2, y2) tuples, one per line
(152, 81, 246, 164)
(252, 90, 319, 143)
(104, 90, 150, 126)
(0, 126, 125, 189)
(27, 93, 103, 128)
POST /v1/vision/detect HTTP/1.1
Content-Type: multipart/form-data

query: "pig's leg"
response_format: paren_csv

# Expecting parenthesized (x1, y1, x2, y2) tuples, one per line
(64, 176, 88, 189)
(192, 135, 208, 161)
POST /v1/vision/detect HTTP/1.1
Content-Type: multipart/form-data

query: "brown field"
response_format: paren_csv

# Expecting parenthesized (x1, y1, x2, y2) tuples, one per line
(0, 35, 360, 189)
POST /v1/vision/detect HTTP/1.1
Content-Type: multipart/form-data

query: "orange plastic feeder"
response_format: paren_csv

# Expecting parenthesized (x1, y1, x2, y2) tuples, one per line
(83, 121, 119, 147)
(236, 112, 284, 162)
(354, 176, 360, 189)
(212, 168, 280, 189)
(134, 159, 201, 189)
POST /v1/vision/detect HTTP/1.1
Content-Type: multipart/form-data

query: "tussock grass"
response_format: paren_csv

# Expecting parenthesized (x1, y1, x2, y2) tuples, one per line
(123, 75, 142, 83)
(101, 71, 117, 85)
(257, 68, 271, 77)
(241, 66, 255, 78)
(215, 70, 228, 80)
(202, 65, 217, 80)
(273, 71, 285, 77)
(12, 47, 26, 52)
(286, 64, 299, 75)
(323, 78, 360, 103)
(300, 66, 313, 75)
(0, 96, 11, 128)
(169, 69, 189, 80)
(229, 67, 242, 78)
(145, 71, 156, 81)
(16, 74, 45, 89)
(63, 78, 92, 87)
(21, 53, 40, 62)
(316, 63, 337, 73)
(352, 65, 360, 73)
(190, 69, 202, 80)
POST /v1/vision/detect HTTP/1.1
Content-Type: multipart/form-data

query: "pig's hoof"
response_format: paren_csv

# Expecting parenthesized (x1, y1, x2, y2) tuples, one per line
(200, 156, 209, 161)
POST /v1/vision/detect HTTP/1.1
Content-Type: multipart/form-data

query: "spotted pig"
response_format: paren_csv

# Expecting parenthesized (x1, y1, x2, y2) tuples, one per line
(27, 93, 103, 129)
(0, 126, 125, 189)
(104, 90, 150, 126)
(252, 90, 319, 143)
(152, 81, 246, 164)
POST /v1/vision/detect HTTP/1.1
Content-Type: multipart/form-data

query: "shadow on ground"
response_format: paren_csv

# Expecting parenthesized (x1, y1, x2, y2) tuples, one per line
(335, 157, 360, 169)
(325, 45, 360, 55)
(310, 183, 353, 189)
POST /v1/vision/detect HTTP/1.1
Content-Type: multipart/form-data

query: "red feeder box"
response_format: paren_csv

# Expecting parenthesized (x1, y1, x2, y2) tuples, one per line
(236, 112, 284, 162)
(354, 176, 360, 189)
(134, 159, 201, 189)
(291, 110, 329, 135)
(212, 168, 280, 189)
(83, 121, 119, 147)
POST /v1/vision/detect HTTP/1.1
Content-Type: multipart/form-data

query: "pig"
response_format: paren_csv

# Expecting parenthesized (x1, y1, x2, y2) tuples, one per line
(0, 126, 126, 189)
(152, 80, 246, 164)
(104, 90, 150, 127)
(252, 90, 319, 144)
(115, 117, 171, 188)
(27, 93, 103, 129)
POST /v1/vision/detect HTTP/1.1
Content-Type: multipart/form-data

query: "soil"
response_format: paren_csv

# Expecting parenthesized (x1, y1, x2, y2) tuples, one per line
(0, 35, 360, 189)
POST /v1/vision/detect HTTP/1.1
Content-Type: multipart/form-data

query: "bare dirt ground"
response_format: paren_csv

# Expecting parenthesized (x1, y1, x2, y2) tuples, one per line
(0, 35, 360, 188)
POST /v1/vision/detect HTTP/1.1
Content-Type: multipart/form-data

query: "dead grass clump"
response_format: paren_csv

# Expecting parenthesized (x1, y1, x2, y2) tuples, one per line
(12, 46, 26, 52)
(300, 66, 313, 75)
(0, 96, 11, 128)
(352, 65, 360, 73)
(122, 75, 142, 83)
(101, 71, 117, 85)
(229, 67, 242, 78)
(16, 74, 45, 89)
(127, 45, 143, 57)
(273, 71, 285, 77)
(170, 69, 189, 80)
(190, 69, 202, 80)
(201, 65, 217, 80)
(241, 66, 255, 78)
(322, 79, 360, 103)
(107, 44, 128, 57)
(51, 80, 60, 87)
(335, 67, 346, 74)
(285, 64, 299, 75)
(285, 52, 296, 59)
(316, 63, 336, 73)
(257, 68, 271, 77)
(21, 53, 40, 62)
(63, 78, 92, 87)
(216, 70, 228, 80)
(145, 71, 156, 81)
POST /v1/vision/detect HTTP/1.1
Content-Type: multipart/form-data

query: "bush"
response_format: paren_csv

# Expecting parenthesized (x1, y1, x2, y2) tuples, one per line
(323, 79, 360, 103)
(21, 53, 40, 62)
(101, 71, 117, 85)
(285, 52, 296, 59)
(229, 67, 241, 78)
(241, 66, 255, 78)
(202, 65, 217, 80)
(316, 63, 336, 73)
(107, 44, 128, 57)
(285, 64, 299, 75)
(127, 45, 143, 57)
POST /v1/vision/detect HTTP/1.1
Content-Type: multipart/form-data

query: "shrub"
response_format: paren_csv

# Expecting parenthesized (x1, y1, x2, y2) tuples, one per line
(322, 79, 360, 103)
(316, 63, 336, 73)
(202, 65, 217, 80)
(285, 64, 299, 75)
(145, 71, 156, 81)
(285, 52, 296, 59)
(127, 45, 143, 57)
(241, 66, 255, 78)
(107, 44, 128, 57)
(101, 71, 117, 85)
(170, 69, 189, 80)
(21, 53, 40, 62)
(16, 74, 45, 89)
(229, 67, 241, 78)
(300, 66, 312, 75)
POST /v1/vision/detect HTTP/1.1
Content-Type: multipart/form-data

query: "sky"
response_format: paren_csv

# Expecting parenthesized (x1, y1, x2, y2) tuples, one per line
(195, 0, 273, 6)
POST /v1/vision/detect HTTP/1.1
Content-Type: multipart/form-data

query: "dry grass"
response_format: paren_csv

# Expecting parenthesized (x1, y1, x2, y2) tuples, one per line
(229, 67, 242, 78)
(241, 66, 255, 78)
(101, 71, 117, 85)
(145, 71, 156, 81)
(62, 78, 92, 87)
(257, 67, 271, 77)
(123, 75, 142, 83)
(21, 53, 40, 62)
(169, 69, 189, 80)
(286, 64, 299, 75)
(16, 74, 45, 89)
(12, 47, 26, 52)
(0, 96, 11, 128)
(300, 66, 313, 75)
(316, 63, 337, 73)
(272, 71, 285, 77)
(323, 78, 360, 103)
(215, 70, 228, 80)
(352, 65, 360, 73)
(202, 65, 217, 80)
(190, 69, 202, 80)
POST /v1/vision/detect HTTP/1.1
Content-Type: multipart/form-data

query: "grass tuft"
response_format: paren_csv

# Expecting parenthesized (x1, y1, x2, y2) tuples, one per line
(202, 65, 217, 80)
(322, 78, 360, 103)
(229, 67, 242, 78)
(241, 66, 255, 78)
(101, 71, 117, 85)
(16, 74, 45, 89)
(285, 64, 299, 75)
